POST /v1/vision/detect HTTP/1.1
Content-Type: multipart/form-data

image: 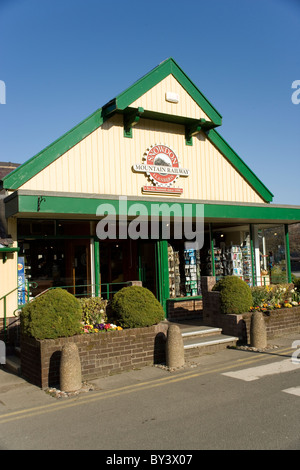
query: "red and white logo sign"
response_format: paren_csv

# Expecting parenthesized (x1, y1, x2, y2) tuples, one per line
(133, 144, 189, 194)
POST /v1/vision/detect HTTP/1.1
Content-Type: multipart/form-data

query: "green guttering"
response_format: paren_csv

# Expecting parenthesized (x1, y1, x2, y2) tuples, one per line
(6, 193, 300, 223)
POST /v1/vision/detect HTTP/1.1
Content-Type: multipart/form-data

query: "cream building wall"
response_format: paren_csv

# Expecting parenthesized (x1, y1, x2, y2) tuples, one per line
(18, 114, 264, 204)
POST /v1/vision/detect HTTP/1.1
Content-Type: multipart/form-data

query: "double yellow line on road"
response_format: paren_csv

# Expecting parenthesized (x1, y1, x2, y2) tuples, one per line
(0, 347, 296, 425)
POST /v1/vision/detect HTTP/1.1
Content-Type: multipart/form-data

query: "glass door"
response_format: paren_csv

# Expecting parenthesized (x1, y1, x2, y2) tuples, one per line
(66, 240, 91, 296)
(138, 241, 157, 297)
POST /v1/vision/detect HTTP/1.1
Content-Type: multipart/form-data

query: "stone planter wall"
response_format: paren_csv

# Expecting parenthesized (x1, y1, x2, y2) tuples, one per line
(201, 276, 300, 343)
(21, 322, 168, 389)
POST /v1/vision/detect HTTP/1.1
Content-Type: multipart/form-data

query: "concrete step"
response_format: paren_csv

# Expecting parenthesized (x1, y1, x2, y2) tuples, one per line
(181, 326, 222, 339)
(14, 346, 21, 358)
(178, 324, 238, 359)
(183, 333, 238, 350)
(4, 355, 21, 376)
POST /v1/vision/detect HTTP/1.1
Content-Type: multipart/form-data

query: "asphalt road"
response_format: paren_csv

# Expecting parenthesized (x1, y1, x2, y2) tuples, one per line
(0, 333, 299, 452)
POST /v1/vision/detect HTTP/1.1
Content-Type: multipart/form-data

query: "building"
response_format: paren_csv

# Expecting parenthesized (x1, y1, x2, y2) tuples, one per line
(1, 58, 300, 338)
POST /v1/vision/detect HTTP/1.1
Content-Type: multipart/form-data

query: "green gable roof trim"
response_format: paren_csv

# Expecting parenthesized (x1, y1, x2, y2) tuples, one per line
(207, 129, 274, 203)
(104, 58, 223, 126)
(0, 58, 273, 202)
(1, 107, 104, 191)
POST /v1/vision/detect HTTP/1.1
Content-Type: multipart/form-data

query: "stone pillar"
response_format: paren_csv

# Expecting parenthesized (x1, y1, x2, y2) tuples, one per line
(201, 276, 216, 295)
(60, 343, 82, 392)
(166, 324, 185, 369)
(250, 311, 267, 349)
(129, 281, 143, 287)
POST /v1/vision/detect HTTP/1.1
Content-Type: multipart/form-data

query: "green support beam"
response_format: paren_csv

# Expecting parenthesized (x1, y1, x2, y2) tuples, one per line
(209, 223, 215, 276)
(249, 224, 256, 287)
(123, 107, 144, 138)
(285, 224, 292, 283)
(157, 240, 169, 318)
(94, 239, 100, 297)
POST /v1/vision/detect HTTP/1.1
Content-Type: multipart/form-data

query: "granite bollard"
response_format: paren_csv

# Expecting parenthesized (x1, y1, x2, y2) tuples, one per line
(250, 311, 267, 349)
(60, 342, 82, 392)
(166, 324, 185, 369)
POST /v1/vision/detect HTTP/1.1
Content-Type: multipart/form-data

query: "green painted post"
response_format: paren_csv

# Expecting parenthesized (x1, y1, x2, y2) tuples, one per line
(285, 224, 292, 283)
(94, 239, 100, 297)
(155, 242, 162, 304)
(250, 224, 256, 287)
(157, 240, 169, 318)
(3, 297, 7, 343)
(209, 223, 215, 276)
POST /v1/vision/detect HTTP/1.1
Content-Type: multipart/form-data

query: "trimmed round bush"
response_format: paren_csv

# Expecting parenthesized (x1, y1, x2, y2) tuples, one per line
(212, 276, 253, 314)
(20, 288, 82, 339)
(110, 285, 165, 328)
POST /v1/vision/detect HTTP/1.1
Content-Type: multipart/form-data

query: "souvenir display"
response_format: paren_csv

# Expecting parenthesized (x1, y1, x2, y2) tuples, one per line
(168, 244, 201, 297)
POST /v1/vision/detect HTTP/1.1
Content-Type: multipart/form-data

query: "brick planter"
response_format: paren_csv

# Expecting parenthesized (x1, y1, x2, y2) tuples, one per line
(201, 276, 300, 343)
(167, 298, 203, 321)
(20, 323, 168, 389)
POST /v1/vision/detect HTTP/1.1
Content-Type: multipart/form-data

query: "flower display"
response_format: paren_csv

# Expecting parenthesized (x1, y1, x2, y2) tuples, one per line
(249, 282, 300, 312)
(81, 322, 122, 334)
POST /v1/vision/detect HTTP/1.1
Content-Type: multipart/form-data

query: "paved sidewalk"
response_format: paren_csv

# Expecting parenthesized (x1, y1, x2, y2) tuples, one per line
(0, 332, 298, 414)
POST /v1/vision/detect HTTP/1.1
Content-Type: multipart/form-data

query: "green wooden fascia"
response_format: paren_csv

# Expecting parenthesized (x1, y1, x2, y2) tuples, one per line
(7, 193, 300, 223)
(0, 247, 20, 263)
(1, 107, 105, 191)
(206, 129, 274, 203)
(104, 58, 222, 126)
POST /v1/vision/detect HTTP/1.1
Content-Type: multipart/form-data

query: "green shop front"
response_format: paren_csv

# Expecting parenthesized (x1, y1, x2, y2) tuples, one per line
(1, 58, 300, 330)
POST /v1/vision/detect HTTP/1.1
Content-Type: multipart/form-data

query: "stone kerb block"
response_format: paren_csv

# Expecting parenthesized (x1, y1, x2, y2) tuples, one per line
(60, 342, 82, 392)
(250, 311, 267, 349)
(166, 324, 185, 369)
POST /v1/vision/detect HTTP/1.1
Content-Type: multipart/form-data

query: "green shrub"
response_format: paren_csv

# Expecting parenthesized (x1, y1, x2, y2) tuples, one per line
(111, 286, 165, 328)
(79, 297, 107, 325)
(20, 288, 82, 339)
(213, 276, 253, 314)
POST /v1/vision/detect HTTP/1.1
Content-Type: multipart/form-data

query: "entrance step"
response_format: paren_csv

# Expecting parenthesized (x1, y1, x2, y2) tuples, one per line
(181, 326, 222, 339)
(4, 355, 21, 376)
(178, 324, 238, 359)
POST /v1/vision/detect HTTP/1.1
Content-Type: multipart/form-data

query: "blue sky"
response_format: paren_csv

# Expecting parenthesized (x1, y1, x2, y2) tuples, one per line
(0, 0, 299, 205)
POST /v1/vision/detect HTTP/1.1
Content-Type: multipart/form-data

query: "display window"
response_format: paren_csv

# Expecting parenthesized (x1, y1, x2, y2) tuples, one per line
(210, 225, 254, 286)
(256, 224, 287, 285)
(168, 241, 202, 298)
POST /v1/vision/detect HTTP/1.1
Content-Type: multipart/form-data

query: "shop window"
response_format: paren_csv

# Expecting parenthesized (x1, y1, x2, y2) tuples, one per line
(206, 226, 254, 286)
(18, 219, 55, 236)
(18, 219, 91, 236)
(289, 223, 300, 277)
(18, 239, 91, 297)
(168, 241, 201, 298)
(256, 225, 287, 285)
